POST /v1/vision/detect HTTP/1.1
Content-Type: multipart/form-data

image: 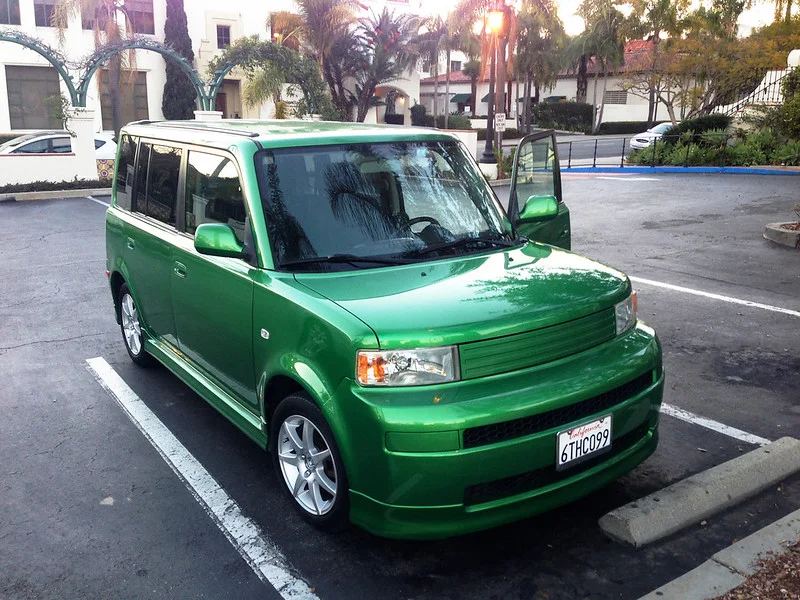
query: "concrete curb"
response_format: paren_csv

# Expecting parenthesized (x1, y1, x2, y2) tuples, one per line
(764, 222, 800, 248)
(0, 188, 112, 202)
(561, 166, 800, 175)
(638, 508, 800, 599)
(599, 437, 800, 547)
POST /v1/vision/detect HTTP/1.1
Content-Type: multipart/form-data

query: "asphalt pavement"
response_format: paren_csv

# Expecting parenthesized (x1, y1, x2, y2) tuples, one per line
(1, 174, 798, 600)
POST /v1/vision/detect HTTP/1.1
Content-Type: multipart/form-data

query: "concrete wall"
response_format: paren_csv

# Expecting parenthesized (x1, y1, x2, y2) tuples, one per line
(0, 108, 98, 185)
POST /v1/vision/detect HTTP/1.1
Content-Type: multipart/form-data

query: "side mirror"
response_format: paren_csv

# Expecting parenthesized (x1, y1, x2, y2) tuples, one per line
(519, 195, 558, 223)
(194, 223, 244, 258)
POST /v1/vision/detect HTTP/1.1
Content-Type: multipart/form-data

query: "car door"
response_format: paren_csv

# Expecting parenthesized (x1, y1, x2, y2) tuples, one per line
(122, 141, 181, 346)
(509, 130, 571, 250)
(170, 149, 257, 408)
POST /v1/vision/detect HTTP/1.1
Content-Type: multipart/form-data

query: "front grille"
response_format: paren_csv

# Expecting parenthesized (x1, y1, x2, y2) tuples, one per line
(459, 308, 616, 380)
(463, 423, 651, 506)
(463, 372, 653, 449)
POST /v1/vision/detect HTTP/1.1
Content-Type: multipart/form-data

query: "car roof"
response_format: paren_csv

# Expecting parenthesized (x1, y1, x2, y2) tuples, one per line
(121, 119, 458, 151)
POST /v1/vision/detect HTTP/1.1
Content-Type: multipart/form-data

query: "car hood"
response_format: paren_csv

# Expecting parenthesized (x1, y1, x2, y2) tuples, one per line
(293, 243, 631, 348)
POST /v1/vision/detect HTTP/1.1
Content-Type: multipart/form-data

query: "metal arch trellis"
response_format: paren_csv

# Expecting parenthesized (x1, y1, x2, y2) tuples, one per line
(0, 30, 232, 111)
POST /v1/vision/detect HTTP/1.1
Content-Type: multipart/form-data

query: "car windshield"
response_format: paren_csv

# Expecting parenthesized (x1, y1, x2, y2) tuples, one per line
(650, 123, 673, 134)
(0, 133, 44, 151)
(254, 141, 514, 271)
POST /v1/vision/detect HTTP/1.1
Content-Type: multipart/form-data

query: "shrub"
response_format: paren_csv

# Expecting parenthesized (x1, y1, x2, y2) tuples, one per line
(410, 104, 427, 126)
(495, 145, 516, 178)
(0, 177, 110, 195)
(772, 140, 800, 165)
(663, 114, 731, 144)
(530, 102, 592, 132)
(726, 140, 767, 166)
(476, 127, 520, 140)
(435, 114, 472, 130)
(598, 121, 663, 135)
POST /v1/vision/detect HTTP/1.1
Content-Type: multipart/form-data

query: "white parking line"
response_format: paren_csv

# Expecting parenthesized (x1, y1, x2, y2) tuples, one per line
(630, 276, 800, 318)
(660, 403, 771, 446)
(87, 196, 110, 207)
(85, 357, 319, 600)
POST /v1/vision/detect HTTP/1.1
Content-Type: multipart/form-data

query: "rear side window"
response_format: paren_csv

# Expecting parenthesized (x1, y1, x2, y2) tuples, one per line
(51, 137, 72, 153)
(134, 143, 181, 226)
(115, 135, 137, 211)
(95, 139, 106, 149)
(185, 151, 246, 242)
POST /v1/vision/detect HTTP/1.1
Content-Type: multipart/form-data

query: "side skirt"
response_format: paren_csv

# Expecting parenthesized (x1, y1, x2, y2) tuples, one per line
(145, 337, 268, 450)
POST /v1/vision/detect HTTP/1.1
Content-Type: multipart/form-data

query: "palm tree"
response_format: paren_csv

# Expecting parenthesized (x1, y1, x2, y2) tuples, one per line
(578, 0, 625, 133)
(462, 59, 482, 115)
(53, 0, 134, 138)
(269, 11, 304, 51)
(295, 0, 356, 77)
(415, 16, 449, 123)
(516, 0, 565, 133)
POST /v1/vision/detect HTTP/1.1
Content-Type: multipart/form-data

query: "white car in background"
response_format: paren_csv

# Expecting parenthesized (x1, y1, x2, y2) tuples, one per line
(629, 123, 674, 149)
(0, 131, 117, 159)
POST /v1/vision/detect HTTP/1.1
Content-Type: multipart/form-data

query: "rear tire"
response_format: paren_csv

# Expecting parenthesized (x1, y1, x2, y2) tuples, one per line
(118, 283, 155, 367)
(271, 393, 349, 532)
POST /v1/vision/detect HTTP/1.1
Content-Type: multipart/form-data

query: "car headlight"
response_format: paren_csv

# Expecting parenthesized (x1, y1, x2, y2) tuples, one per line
(356, 347, 460, 386)
(615, 291, 638, 335)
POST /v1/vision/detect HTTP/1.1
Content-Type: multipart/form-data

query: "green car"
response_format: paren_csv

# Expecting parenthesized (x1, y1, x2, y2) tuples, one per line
(106, 120, 663, 539)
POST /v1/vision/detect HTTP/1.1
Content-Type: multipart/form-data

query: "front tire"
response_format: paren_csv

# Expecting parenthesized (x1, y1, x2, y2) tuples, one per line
(271, 393, 349, 532)
(118, 283, 154, 367)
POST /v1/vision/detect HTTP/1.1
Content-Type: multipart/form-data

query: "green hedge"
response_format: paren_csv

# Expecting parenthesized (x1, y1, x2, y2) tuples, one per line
(627, 129, 800, 167)
(0, 178, 111, 195)
(476, 127, 521, 140)
(597, 121, 664, 135)
(530, 102, 592, 133)
(664, 114, 731, 141)
(414, 114, 473, 130)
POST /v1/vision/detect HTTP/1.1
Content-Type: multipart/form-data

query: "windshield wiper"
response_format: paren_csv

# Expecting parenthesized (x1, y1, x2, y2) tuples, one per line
(405, 236, 519, 258)
(281, 253, 417, 269)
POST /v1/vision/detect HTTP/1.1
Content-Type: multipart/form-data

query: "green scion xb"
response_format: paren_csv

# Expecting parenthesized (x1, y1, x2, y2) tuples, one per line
(106, 120, 663, 539)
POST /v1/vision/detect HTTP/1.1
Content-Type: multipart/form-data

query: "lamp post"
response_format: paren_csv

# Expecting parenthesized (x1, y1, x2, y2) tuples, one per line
(479, 7, 504, 164)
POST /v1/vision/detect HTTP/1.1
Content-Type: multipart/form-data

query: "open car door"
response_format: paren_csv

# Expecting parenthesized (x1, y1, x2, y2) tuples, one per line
(508, 130, 571, 250)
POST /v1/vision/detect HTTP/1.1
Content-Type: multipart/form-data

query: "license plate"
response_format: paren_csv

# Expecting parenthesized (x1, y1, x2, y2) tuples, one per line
(556, 415, 612, 470)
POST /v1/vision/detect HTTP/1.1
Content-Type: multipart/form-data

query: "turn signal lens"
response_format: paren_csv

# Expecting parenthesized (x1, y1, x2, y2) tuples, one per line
(356, 347, 460, 387)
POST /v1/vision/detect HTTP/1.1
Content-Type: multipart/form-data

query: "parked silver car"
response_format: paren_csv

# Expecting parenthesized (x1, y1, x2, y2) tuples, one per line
(630, 123, 674, 149)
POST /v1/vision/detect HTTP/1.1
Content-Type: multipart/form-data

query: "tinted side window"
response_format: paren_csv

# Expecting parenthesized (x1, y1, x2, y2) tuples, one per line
(185, 151, 246, 242)
(13, 139, 49, 153)
(135, 144, 181, 226)
(51, 137, 72, 153)
(115, 135, 137, 211)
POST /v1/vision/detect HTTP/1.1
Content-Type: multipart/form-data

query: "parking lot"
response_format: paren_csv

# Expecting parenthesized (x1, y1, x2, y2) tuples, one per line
(1, 172, 798, 600)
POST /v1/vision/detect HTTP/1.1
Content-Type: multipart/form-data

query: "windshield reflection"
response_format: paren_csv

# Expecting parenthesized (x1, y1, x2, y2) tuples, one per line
(254, 141, 513, 271)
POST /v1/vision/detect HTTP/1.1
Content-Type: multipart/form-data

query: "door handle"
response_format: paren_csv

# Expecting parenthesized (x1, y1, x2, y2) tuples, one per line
(126, 237, 135, 250)
(173, 262, 187, 278)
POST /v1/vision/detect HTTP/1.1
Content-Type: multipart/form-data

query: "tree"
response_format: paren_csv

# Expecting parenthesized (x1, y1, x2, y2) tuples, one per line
(462, 59, 482, 115)
(415, 16, 449, 122)
(578, 0, 625, 133)
(624, 0, 689, 126)
(294, 0, 355, 77)
(162, 0, 196, 120)
(516, 0, 565, 133)
(269, 11, 304, 51)
(53, 0, 134, 138)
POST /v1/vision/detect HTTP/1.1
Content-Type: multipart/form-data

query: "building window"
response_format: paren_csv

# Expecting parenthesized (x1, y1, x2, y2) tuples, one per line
(81, 7, 108, 30)
(34, 0, 58, 26)
(5, 66, 62, 130)
(99, 70, 149, 131)
(450, 60, 462, 73)
(603, 90, 628, 105)
(216, 25, 231, 49)
(127, 0, 154, 35)
(0, 0, 20, 24)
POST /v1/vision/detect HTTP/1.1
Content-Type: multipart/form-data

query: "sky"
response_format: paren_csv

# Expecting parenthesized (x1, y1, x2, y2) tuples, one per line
(421, 0, 780, 37)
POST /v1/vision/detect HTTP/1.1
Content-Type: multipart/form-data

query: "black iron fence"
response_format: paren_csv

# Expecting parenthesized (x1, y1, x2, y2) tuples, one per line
(553, 132, 752, 170)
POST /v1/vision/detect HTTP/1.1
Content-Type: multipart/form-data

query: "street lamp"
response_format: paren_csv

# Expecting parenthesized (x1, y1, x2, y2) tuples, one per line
(479, 6, 504, 164)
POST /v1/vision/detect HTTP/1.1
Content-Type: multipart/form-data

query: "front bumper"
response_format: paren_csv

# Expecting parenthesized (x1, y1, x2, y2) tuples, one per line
(327, 324, 664, 539)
